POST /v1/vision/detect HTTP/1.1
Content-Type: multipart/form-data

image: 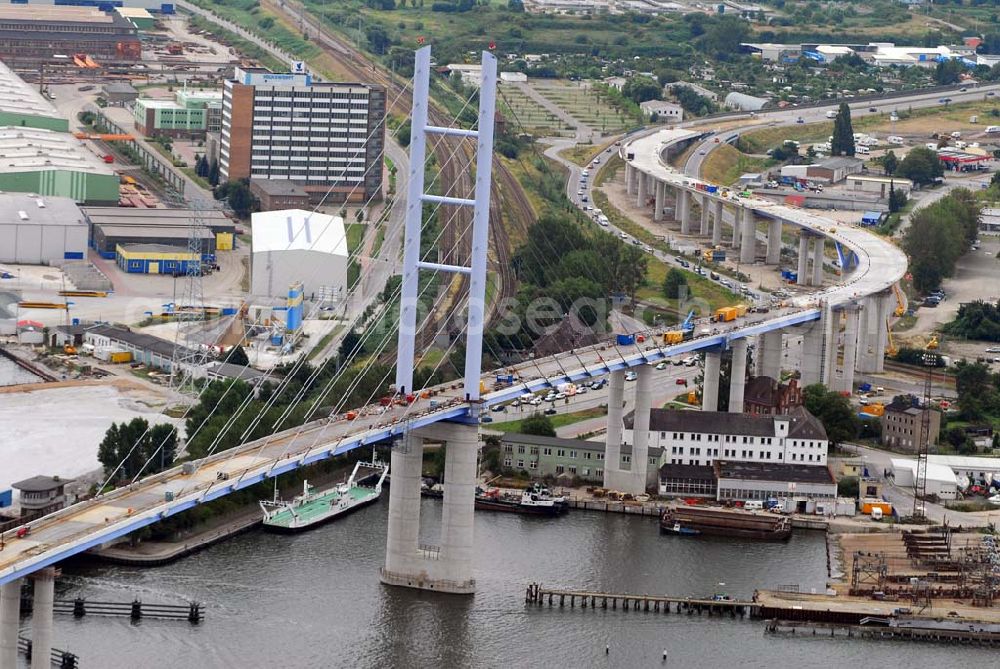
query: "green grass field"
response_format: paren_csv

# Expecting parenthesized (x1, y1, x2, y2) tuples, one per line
(701, 144, 777, 186)
(488, 406, 607, 434)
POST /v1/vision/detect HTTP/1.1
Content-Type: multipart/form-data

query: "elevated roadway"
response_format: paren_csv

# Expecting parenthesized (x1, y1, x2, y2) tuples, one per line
(0, 84, 908, 594)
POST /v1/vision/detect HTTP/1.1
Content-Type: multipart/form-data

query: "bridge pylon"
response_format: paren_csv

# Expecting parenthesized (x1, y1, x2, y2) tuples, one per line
(381, 46, 497, 595)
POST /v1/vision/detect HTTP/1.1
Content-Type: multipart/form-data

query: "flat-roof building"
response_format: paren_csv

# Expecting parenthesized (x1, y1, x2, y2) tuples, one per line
(250, 178, 310, 211)
(0, 5, 140, 63)
(715, 461, 837, 502)
(221, 67, 386, 204)
(881, 402, 941, 453)
(84, 207, 236, 258)
(0, 194, 87, 264)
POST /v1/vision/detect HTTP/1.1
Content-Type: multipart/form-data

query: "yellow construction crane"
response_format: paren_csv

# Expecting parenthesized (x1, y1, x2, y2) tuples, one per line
(926, 333, 939, 350)
(893, 283, 906, 317)
(886, 318, 897, 357)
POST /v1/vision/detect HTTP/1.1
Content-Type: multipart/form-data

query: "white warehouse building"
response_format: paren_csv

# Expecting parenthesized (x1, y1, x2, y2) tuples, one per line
(890, 458, 959, 500)
(251, 209, 348, 301)
(0, 194, 87, 264)
(624, 406, 829, 468)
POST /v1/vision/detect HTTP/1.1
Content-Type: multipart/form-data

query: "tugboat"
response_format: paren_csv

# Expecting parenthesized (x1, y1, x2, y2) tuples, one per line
(474, 487, 567, 516)
(660, 520, 701, 536)
(259, 454, 389, 531)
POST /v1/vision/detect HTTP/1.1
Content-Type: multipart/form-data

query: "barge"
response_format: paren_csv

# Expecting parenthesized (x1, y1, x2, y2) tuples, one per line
(659, 506, 791, 540)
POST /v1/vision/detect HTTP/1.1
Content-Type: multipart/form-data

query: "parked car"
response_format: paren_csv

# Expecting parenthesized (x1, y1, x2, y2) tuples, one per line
(543, 408, 558, 415)
(625, 371, 637, 381)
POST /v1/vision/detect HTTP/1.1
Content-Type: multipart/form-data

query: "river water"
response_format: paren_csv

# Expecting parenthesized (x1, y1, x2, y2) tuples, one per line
(38, 499, 998, 668)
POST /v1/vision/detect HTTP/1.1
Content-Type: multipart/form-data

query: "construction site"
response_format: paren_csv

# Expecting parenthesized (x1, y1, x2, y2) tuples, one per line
(836, 529, 1000, 609)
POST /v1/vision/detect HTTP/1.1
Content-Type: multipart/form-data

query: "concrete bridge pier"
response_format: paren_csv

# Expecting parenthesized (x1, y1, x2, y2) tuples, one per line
(766, 218, 782, 265)
(702, 349, 721, 411)
(873, 294, 891, 373)
(839, 306, 860, 394)
(739, 208, 755, 264)
(712, 200, 724, 245)
(730, 207, 741, 250)
(679, 189, 691, 234)
(797, 233, 810, 286)
(381, 423, 477, 594)
(800, 303, 833, 387)
(30, 568, 55, 669)
(606, 366, 651, 494)
(602, 369, 626, 490)
(756, 331, 783, 379)
(654, 180, 665, 222)
(626, 163, 637, 196)
(637, 170, 648, 207)
(811, 237, 825, 286)
(857, 299, 879, 374)
(700, 195, 710, 235)
(0, 578, 20, 669)
(728, 338, 749, 413)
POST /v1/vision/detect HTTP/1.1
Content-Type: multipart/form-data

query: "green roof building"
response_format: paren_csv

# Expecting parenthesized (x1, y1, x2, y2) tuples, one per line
(0, 127, 119, 205)
(0, 60, 68, 132)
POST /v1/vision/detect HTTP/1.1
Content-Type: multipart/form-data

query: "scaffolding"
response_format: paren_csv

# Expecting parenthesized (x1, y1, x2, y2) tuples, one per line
(851, 551, 888, 595)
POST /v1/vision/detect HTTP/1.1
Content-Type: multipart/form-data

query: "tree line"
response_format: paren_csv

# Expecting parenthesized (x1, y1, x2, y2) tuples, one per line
(944, 300, 1000, 342)
(901, 188, 980, 292)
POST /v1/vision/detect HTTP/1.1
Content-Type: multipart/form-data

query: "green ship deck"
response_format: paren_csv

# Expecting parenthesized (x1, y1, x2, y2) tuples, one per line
(263, 486, 376, 528)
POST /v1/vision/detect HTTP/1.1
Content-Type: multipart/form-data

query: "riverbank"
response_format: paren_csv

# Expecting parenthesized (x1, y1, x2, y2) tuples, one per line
(86, 458, 364, 566)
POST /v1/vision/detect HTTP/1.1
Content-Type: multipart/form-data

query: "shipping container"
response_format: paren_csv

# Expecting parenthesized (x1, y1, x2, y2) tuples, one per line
(616, 334, 636, 345)
(109, 351, 132, 364)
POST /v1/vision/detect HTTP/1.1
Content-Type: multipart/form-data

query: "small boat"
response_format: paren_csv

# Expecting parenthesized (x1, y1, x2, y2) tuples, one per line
(660, 521, 701, 536)
(474, 487, 566, 516)
(259, 455, 389, 532)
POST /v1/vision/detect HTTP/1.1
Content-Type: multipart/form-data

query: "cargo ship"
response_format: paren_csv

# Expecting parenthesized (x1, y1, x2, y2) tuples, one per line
(475, 487, 567, 516)
(259, 456, 389, 531)
(659, 506, 791, 540)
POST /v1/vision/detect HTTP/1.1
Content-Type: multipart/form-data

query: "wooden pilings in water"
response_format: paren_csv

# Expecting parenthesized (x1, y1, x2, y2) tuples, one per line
(766, 619, 1000, 646)
(523, 583, 753, 618)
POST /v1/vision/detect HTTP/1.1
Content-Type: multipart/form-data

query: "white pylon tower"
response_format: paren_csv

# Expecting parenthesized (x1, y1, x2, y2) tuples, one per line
(381, 46, 496, 595)
(395, 45, 496, 403)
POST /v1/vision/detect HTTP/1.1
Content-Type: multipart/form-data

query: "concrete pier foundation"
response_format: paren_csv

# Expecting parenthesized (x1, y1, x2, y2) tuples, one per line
(637, 171, 648, 208)
(679, 190, 691, 234)
(812, 237, 825, 287)
(654, 181, 665, 221)
(757, 331, 783, 379)
(712, 201, 724, 245)
(840, 307, 860, 393)
(381, 422, 478, 594)
(797, 233, 810, 286)
(766, 219, 782, 265)
(603, 370, 626, 489)
(0, 578, 20, 669)
(702, 349, 721, 411)
(700, 196, 710, 235)
(30, 568, 55, 669)
(606, 366, 650, 494)
(728, 339, 748, 413)
(739, 208, 755, 264)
